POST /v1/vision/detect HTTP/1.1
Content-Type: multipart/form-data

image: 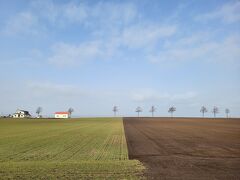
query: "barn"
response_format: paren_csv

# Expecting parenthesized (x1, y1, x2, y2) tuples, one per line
(55, 112, 69, 118)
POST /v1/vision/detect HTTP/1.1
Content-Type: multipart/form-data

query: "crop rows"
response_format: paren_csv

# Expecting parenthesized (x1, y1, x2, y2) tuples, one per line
(0, 118, 128, 162)
(0, 118, 144, 179)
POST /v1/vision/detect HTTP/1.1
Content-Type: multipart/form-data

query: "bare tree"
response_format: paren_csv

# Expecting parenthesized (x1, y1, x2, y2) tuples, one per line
(200, 106, 207, 117)
(225, 108, 230, 118)
(168, 106, 176, 117)
(136, 107, 143, 117)
(36, 107, 42, 118)
(149, 106, 156, 117)
(68, 108, 74, 118)
(113, 106, 118, 117)
(212, 106, 219, 118)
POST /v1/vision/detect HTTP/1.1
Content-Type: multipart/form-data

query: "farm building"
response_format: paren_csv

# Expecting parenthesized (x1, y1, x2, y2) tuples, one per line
(55, 112, 69, 118)
(12, 109, 31, 118)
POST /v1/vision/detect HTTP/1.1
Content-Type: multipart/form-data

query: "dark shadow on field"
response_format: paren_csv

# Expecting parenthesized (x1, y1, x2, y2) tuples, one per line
(123, 117, 240, 180)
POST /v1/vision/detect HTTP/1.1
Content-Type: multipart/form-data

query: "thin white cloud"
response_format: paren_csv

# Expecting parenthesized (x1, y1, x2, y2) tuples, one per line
(121, 24, 176, 49)
(48, 41, 104, 66)
(47, 22, 177, 67)
(63, 2, 88, 23)
(30, 1, 138, 26)
(1, 0, 177, 67)
(31, 1, 89, 25)
(149, 34, 240, 64)
(163, 31, 212, 49)
(132, 89, 197, 102)
(2, 1, 139, 36)
(2, 12, 43, 35)
(89, 2, 138, 26)
(28, 82, 82, 98)
(195, 1, 240, 23)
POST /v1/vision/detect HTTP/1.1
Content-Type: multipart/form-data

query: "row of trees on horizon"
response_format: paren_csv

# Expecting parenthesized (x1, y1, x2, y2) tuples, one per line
(113, 106, 231, 118)
(2, 106, 231, 118)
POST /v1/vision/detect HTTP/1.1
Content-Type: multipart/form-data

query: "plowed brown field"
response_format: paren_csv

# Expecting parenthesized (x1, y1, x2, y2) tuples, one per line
(123, 117, 240, 180)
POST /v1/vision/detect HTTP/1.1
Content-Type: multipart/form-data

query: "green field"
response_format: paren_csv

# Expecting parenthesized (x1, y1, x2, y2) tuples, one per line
(0, 118, 144, 179)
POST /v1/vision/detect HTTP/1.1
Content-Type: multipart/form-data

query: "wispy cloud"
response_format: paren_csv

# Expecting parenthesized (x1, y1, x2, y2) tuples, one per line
(1, 0, 178, 67)
(30, 1, 90, 25)
(121, 23, 176, 49)
(30, 1, 138, 27)
(2, 12, 43, 35)
(47, 21, 177, 66)
(132, 89, 197, 102)
(195, 1, 240, 23)
(48, 42, 104, 66)
(28, 82, 82, 98)
(149, 34, 240, 64)
(2, 1, 139, 36)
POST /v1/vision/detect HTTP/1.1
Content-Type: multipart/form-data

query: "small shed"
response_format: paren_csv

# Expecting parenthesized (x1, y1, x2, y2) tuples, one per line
(55, 112, 69, 118)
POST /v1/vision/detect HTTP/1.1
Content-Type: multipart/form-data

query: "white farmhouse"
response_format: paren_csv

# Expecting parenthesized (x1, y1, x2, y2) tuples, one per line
(55, 112, 69, 118)
(12, 109, 31, 118)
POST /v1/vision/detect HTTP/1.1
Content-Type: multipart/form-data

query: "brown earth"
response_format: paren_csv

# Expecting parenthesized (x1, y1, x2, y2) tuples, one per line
(123, 117, 240, 180)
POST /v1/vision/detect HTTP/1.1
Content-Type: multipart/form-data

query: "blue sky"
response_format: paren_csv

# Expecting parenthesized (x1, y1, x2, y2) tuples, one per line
(0, 0, 239, 117)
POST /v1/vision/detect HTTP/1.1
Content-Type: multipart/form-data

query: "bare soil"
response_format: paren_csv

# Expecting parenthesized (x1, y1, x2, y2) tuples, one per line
(123, 117, 240, 180)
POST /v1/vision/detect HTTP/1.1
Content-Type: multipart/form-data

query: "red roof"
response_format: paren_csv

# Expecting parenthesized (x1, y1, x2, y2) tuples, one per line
(55, 112, 69, 114)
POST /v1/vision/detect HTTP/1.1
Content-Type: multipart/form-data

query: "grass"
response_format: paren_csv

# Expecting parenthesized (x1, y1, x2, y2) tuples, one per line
(0, 118, 144, 179)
